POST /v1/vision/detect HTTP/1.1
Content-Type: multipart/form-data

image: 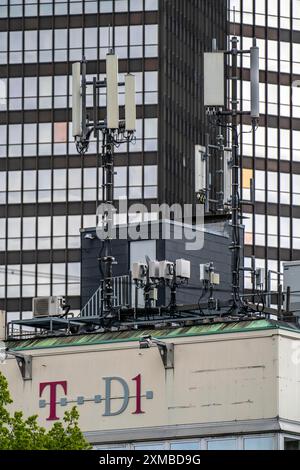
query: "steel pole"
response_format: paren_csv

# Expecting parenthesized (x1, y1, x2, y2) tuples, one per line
(102, 130, 115, 314)
(231, 36, 240, 310)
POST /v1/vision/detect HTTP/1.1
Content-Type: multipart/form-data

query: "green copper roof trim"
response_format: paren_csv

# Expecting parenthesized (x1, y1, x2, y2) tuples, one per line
(8, 319, 298, 352)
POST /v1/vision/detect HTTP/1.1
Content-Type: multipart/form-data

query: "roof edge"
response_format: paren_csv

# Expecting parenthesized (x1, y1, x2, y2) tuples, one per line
(7, 319, 298, 352)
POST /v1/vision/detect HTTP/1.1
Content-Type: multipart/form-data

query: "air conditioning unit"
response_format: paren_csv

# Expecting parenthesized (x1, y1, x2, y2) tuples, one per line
(32, 296, 65, 318)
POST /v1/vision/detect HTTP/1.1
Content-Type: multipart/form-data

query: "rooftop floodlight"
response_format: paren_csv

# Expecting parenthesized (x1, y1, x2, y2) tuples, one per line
(84, 233, 96, 240)
(5, 348, 32, 381)
(125, 73, 136, 132)
(72, 62, 82, 138)
(139, 335, 152, 349)
(138, 335, 174, 369)
(106, 52, 119, 129)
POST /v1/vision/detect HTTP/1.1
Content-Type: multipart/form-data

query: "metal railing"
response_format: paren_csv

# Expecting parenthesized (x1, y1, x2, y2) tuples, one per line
(80, 274, 132, 317)
(6, 326, 38, 340)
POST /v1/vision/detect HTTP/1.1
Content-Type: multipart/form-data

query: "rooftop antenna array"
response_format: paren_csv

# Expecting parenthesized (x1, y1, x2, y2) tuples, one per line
(199, 262, 221, 311)
(132, 258, 191, 314)
(203, 32, 260, 313)
(72, 50, 136, 318)
(6, 13, 300, 339)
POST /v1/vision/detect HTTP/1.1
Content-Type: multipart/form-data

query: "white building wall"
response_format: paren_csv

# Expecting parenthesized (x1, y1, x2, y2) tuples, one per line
(0, 328, 290, 438)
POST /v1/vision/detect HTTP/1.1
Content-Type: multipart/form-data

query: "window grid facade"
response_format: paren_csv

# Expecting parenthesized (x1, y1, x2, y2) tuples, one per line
(94, 433, 280, 450)
(94, 433, 300, 450)
(0, 0, 160, 318)
(229, 0, 300, 291)
(0, 0, 227, 319)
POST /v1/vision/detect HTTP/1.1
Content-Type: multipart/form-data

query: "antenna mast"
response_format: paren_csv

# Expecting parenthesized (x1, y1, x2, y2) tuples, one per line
(72, 54, 136, 321)
(204, 34, 260, 313)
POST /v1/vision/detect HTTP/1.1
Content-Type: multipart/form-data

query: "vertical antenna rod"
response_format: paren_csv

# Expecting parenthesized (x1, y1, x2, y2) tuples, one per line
(102, 129, 115, 313)
(231, 35, 240, 310)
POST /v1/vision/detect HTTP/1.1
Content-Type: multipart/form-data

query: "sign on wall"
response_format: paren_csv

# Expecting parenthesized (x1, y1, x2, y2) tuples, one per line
(39, 374, 154, 421)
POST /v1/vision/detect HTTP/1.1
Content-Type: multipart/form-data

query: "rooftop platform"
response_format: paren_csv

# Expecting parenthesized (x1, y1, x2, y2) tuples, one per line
(7, 318, 300, 352)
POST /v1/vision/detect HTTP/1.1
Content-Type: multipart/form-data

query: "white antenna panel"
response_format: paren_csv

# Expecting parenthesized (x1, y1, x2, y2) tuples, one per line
(250, 43, 260, 119)
(106, 53, 119, 129)
(72, 62, 81, 137)
(125, 73, 136, 131)
(204, 52, 225, 107)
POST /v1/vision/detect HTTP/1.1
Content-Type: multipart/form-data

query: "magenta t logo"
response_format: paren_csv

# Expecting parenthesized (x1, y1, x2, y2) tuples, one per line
(38, 375, 153, 421)
(39, 381, 67, 421)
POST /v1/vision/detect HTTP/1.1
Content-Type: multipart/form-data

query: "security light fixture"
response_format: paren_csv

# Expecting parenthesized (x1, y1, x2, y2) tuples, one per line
(139, 335, 174, 369)
(5, 348, 32, 381)
(84, 233, 96, 241)
(139, 335, 153, 349)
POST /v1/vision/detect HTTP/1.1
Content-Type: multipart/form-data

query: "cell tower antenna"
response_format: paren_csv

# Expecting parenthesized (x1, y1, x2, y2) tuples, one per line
(72, 53, 136, 321)
(204, 18, 260, 313)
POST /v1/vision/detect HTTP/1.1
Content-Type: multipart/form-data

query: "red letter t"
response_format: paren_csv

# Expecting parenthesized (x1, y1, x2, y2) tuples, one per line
(39, 381, 67, 421)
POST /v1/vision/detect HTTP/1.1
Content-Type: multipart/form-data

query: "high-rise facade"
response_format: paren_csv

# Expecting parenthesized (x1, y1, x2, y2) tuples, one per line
(229, 0, 300, 291)
(0, 0, 227, 322)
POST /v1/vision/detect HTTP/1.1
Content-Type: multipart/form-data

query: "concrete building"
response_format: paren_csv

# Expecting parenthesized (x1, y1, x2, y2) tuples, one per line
(80, 220, 237, 309)
(1, 317, 300, 450)
(228, 0, 300, 290)
(1, 0, 300, 342)
(0, 0, 227, 323)
(1, 1, 300, 453)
